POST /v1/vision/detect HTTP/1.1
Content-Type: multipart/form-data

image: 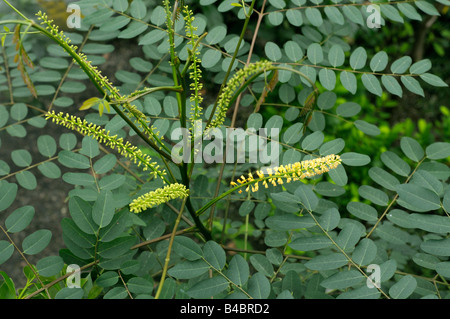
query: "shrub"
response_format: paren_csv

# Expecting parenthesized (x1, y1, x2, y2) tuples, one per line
(0, 0, 449, 300)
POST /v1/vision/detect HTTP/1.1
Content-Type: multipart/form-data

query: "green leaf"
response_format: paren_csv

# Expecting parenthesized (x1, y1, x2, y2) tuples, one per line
(368, 167, 400, 191)
(96, 271, 119, 287)
(401, 76, 424, 97)
(349, 47, 367, 70)
(284, 41, 303, 62)
(358, 185, 389, 206)
(93, 154, 117, 174)
(421, 238, 450, 257)
(265, 41, 282, 61)
(387, 209, 415, 229)
(381, 75, 403, 97)
(0, 271, 16, 299)
(55, 287, 84, 299)
(420, 73, 448, 87)
(410, 59, 431, 74)
(354, 120, 381, 136)
(69, 196, 97, 235)
(336, 102, 361, 118)
(320, 270, 365, 289)
(400, 137, 424, 162)
(281, 270, 302, 298)
(435, 262, 450, 279)
(226, 254, 249, 286)
(250, 254, 274, 277)
(361, 74, 382, 96)
(346, 202, 378, 222)
(305, 253, 348, 271)
(408, 213, 450, 234)
(61, 218, 96, 249)
(381, 151, 410, 176)
(247, 272, 271, 299)
(395, 184, 441, 212)
(130, 0, 147, 19)
(283, 122, 304, 145)
(37, 135, 57, 158)
(340, 71, 357, 94)
(342, 5, 364, 25)
(99, 174, 126, 191)
(173, 236, 203, 261)
(0, 105, 9, 128)
(286, 9, 303, 26)
(352, 238, 377, 266)
(63, 172, 95, 186)
(295, 184, 319, 211)
(103, 287, 128, 299)
(201, 49, 221, 68)
(92, 190, 116, 228)
(328, 44, 345, 67)
(11, 149, 32, 167)
(328, 164, 348, 186)
(5, 206, 34, 233)
(203, 241, 226, 270)
(335, 223, 361, 252)
(336, 285, 381, 299)
(413, 253, 440, 270)
(301, 131, 324, 151)
(16, 171, 37, 190)
(305, 7, 323, 27)
(411, 170, 443, 195)
(205, 25, 226, 45)
(186, 276, 228, 299)
(324, 6, 344, 25)
(314, 182, 345, 197)
(289, 235, 333, 251)
(375, 223, 409, 245)
(97, 236, 136, 259)
(22, 229, 52, 255)
(390, 56, 412, 74)
(389, 275, 417, 299)
(0, 241, 14, 265)
(318, 69, 336, 90)
(397, 3, 422, 20)
(10, 103, 28, 121)
(340, 152, 371, 166)
(125, 277, 152, 295)
(380, 4, 404, 23)
(318, 208, 340, 232)
(59, 133, 77, 151)
(370, 51, 388, 72)
(425, 142, 450, 159)
(307, 43, 323, 65)
(319, 138, 345, 156)
(118, 21, 148, 39)
(58, 150, 90, 169)
(265, 214, 315, 230)
(168, 259, 209, 279)
(36, 256, 64, 277)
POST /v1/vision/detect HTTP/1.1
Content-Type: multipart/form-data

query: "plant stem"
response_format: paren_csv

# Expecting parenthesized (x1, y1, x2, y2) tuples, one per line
(154, 198, 187, 299)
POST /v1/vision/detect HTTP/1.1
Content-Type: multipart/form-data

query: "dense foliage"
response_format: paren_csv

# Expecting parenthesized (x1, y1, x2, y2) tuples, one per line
(0, 0, 449, 299)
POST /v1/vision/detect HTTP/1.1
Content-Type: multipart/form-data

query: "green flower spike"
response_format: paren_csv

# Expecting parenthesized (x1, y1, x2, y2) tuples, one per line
(130, 183, 189, 213)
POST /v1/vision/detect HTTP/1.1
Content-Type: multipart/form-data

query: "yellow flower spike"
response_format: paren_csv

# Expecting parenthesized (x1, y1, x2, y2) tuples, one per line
(130, 183, 189, 213)
(230, 155, 342, 194)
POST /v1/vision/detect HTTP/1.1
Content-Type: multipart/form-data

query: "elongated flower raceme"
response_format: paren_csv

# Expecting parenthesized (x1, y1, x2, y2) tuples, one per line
(231, 154, 342, 193)
(207, 60, 274, 131)
(130, 183, 189, 213)
(45, 111, 167, 182)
